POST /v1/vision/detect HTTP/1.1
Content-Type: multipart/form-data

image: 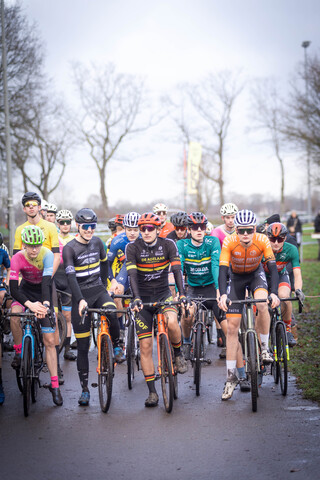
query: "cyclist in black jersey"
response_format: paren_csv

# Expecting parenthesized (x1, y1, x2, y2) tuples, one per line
(126, 212, 188, 407)
(63, 208, 124, 407)
(166, 211, 190, 242)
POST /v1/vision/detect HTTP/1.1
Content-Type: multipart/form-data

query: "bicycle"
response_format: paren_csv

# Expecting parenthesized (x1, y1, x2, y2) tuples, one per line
(81, 305, 127, 413)
(140, 300, 182, 413)
(0, 283, 12, 353)
(5, 309, 53, 416)
(229, 293, 270, 412)
(188, 297, 215, 396)
(269, 296, 303, 396)
(55, 289, 69, 353)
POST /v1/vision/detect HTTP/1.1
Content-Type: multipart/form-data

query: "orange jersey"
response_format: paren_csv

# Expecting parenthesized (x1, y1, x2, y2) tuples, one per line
(159, 222, 175, 238)
(219, 232, 275, 274)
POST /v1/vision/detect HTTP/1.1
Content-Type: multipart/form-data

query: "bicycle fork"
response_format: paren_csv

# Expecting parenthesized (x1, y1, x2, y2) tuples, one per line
(96, 316, 111, 374)
(156, 314, 175, 376)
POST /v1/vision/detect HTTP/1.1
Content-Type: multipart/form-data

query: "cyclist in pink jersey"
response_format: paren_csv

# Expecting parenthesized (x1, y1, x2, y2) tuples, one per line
(211, 203, 239, 247)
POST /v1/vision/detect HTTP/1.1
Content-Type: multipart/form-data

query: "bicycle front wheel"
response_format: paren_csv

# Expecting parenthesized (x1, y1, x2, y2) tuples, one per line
(194, 323, 203, 396)
(57, 312, 67, 354)
(22, 336, 32, 417)
(98, 335, 113, 413)
(276, 322, 288, 396)
(247, 331, 258, 412)
(159, 334, 174, 413)
(126, 322, 135, 390)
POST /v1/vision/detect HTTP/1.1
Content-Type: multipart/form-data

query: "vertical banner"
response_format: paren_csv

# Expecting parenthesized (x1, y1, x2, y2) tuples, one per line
(187, 142, 202, 195)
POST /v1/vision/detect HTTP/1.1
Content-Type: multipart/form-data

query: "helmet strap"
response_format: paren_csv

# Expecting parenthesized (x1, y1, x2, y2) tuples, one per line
(78, 226, 90, 243)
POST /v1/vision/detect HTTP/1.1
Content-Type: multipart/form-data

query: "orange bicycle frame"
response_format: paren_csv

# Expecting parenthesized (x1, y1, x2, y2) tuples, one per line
(156, 312, 174, 376)
(96, 315, 111, 374)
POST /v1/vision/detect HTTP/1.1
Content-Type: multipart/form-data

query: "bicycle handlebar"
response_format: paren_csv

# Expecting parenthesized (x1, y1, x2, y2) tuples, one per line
(80, 306, 128, 325)
(140, 300, 183, 308)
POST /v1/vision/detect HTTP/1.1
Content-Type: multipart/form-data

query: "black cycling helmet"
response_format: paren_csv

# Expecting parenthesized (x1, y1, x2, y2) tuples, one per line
(171, 211, 188, 227)
(0, 232, 3, 244)
(21, 192, 41, 206)
(108, 217, 117, 232)
(75, 208, 97, 224)
(187, 212, 208, 226)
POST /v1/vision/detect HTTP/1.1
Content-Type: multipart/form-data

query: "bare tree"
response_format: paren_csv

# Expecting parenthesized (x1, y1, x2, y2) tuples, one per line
(72, 62, 153, 211)
(284, 54, 320, 184)
(13, 95, 74, 199)
(167, 71, 243, 207)
(250, 79, 287, 214)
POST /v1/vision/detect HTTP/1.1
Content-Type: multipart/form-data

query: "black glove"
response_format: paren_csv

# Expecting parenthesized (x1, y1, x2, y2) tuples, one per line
(295, 289, 305, 303)
(131, 298, 143, 311)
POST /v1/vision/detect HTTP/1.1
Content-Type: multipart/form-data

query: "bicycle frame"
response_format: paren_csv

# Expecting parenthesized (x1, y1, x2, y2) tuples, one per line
(96, 315, 111, 375)
(241, 298, 261, 376)
(156, 312, 174, 377)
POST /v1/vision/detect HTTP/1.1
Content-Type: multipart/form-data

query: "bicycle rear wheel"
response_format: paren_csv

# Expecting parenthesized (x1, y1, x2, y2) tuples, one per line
(206, 311, 213, 344)
(276, 322, 288, 396)
(269, 313, 279, 384)
(22, 336, 32, 417)
(57, 312, 67, 354)
(159, 334, 174, 413)
(98, 335, 113, 413)
(126, 322, 135, 390)
(247, 331, 258, 412)
(194, 323, 203, 396)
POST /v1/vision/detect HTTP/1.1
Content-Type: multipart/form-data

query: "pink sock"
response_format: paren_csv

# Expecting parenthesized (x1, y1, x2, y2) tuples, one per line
(51, 376, 59, 388)
(14, 344, 22, 354)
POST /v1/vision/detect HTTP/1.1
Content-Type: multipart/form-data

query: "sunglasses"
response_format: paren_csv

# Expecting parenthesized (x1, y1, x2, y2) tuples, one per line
(269, 236, 285, 243)
(24, 201, 39, 207)
(175, 226, 187, 232)
(237, 228, 255, 235)
(156, 211, 166, 216)
(81, 223, 96, 231)
(190, 224, 206, 231)
(59, 220, 71, 225)
(139, 225, 156, 233)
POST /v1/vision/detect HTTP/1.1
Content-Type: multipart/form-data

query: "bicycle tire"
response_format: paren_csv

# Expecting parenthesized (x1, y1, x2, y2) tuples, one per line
(126, 322, 135, 390)
(31, 326, 42, 403)
(91, 313, 100, 348)
(247, 331, 258, 412)
(57, 312, 67, 354)
(276, 322, 288, 396)
(16, 368, 23, 393)
(206, 311, 213, 344)
(159, 334, 174, 413)
(269, 311, 279, 384)
(194, 323, 203, 396)
(98, 334, 113, 413)
(171, 345, 178, 400)
(22, 336, 32, 417)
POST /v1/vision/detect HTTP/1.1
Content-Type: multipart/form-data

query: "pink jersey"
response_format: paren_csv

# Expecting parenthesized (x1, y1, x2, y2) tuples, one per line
(211, 225, 229, 247)
(10, 247, 54, 284)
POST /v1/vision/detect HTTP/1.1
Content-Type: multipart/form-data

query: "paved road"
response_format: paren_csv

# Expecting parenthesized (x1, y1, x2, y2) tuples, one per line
(1, 339, 319, 480)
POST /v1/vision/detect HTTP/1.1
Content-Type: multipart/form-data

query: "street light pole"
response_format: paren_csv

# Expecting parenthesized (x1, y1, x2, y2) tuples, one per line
(1, 0, 15, 252)
(301, 40, 312, 222)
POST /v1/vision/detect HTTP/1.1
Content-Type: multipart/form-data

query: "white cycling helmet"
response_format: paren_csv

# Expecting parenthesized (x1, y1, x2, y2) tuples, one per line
(220, 202, 238, 216)
(206, 221, 214, 234)
(234, 209, 257, 227)
(123, 211, 141, 228)
(41, 200, 49, 210)
(47, 203, 58, 213)
(153, 203, 168, 214)
(56, 209, 73, 221)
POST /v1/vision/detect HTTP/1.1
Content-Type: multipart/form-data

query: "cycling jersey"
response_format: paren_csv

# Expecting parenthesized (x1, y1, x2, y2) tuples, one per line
(62, 236, 108, 304)
(166, 230, 191, 242)
(13, 218, 60, 255)
(9, 246, 53, 307)
(54, 233, 75, 303)
(126, 236, 185, 298)
(211, 224, 235, 247)
(220, 232, 275, 274)
(262, 242, 300, 275)
(0, 247, 10, 270)
(159, 222, 175, 238)
(177, 236, 221, 289)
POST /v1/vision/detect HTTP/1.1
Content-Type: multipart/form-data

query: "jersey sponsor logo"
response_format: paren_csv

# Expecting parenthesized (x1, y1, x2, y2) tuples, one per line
(234, 251, 241, 256)
(65, 265, 76, 274)
(250, 250, 257, 256)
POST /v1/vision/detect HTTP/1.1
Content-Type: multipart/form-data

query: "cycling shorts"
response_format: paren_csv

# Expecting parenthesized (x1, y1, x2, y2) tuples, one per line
(226, 265, 268, 317)
(135, 289, 177, 340)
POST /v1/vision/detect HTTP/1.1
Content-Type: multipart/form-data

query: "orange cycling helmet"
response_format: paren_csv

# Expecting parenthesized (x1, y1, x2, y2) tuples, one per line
(115, 214, 125, 226)
(266, 222, 287, 238)
(138, 212, 161, 227)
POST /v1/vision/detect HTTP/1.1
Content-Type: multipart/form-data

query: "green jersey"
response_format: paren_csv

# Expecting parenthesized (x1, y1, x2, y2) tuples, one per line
(177, 236, 221, 288)
(263, 241, 300, 274)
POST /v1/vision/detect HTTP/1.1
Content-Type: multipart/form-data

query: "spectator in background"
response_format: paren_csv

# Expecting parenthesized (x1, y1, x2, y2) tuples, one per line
(314, 210, 320, 261)
(287, 211, 302, 247)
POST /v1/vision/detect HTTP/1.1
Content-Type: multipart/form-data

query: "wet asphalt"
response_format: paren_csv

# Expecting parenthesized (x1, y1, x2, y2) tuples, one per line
(1, 337, 320, 480)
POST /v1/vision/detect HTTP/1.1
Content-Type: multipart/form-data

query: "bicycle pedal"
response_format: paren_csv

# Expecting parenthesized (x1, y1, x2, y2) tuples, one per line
(205, 358, 212, 364)
(91, 383, 98, 388)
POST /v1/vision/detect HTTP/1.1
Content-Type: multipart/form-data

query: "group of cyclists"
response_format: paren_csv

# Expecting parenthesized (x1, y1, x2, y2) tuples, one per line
(0, 193, 305, 409)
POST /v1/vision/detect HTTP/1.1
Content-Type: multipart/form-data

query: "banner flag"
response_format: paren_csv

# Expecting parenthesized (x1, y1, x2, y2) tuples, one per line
(187, 142, 202, 195)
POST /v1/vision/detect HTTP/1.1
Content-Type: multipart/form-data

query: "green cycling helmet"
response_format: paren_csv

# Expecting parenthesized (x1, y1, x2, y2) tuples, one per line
(21, 225, 45, 245)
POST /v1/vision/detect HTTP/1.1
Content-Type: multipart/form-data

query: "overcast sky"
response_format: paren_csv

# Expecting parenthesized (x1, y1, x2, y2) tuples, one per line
(21, 0, 320, 210)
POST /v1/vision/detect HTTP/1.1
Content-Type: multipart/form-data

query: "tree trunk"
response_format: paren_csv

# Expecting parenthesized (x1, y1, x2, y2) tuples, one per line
(99, 164, 108, 211)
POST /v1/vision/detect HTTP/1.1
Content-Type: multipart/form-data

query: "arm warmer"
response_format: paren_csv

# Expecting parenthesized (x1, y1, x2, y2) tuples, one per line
(218, 265, 229, 296)
(266, 260, 279, 295)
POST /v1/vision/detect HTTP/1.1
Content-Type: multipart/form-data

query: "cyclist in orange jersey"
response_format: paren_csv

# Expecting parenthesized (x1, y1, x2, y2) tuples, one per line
(153, 203, 174, 238)
(218, 209, 280, 401)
